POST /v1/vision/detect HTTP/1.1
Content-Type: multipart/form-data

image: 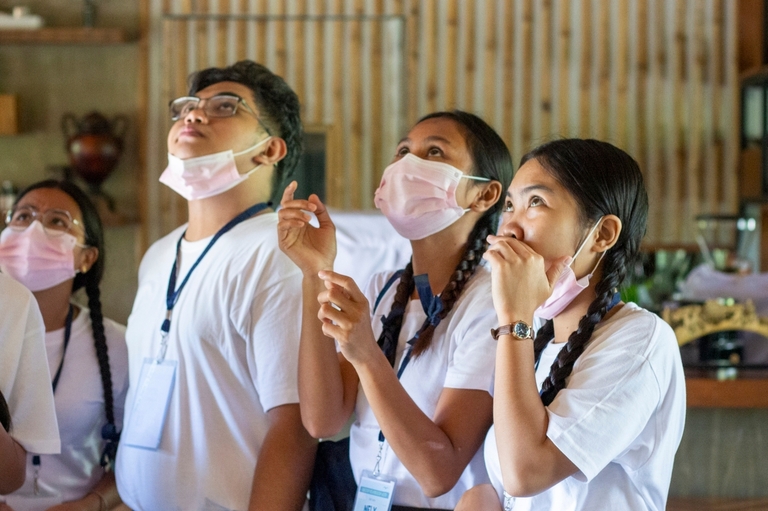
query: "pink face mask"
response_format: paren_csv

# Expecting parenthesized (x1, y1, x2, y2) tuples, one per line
(159, 136, 272, 201)
(373, 153, 490, 240)
(0, 221, 79, 292)
(534, 220, 605, 321)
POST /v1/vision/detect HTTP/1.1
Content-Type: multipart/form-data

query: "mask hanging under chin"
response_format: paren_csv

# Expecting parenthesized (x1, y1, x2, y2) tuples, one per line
(159, 136, 272, 201)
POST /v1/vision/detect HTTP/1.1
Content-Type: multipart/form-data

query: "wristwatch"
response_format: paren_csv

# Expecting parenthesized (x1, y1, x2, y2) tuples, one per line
(491, 320, 533, 341)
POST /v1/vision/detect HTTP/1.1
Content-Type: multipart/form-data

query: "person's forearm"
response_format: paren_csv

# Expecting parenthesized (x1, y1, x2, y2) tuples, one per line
(249, 405, 317, 511)
(493, 334, 559, 496)
(354, 351, 484, 498)
(298, 275, 356, 437)
(0, 428, 26, 494)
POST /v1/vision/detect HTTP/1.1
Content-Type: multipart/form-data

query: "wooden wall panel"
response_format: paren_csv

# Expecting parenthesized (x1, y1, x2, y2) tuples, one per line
(144, 0, 740, 246)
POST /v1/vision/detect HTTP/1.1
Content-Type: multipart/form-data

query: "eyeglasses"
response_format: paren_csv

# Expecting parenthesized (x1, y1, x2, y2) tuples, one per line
(169, 94, 256, 121)
(5, 206, 86, 238)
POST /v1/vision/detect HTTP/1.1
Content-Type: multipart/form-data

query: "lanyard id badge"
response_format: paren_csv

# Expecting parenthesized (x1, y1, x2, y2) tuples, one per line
(353, 469, 396, 511)
(122, 358, 177, 449)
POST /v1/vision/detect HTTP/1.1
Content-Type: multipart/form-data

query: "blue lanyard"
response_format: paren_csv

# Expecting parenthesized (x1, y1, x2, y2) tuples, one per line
(374, 272, 443, 443)
(161, 202, 269, 337)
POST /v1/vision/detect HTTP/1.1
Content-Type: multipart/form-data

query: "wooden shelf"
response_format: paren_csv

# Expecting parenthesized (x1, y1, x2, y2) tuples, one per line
(686, 371, 768, 408)
(0, 27, 130, 45)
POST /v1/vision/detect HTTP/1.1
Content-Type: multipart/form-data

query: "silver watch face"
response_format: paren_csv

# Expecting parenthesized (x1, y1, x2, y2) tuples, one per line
(513, 321, 532, 339)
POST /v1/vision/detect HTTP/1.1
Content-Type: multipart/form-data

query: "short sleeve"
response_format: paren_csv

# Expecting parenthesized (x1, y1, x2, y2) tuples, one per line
(0, 281, 60, 454)
(246, 273, 303, 412)
(443, 270, 498, 393)
(545, 317, 665, 482)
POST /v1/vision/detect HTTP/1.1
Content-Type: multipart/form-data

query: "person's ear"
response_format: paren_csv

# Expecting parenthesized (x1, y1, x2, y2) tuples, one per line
(467, 180, 503, 214)
(252, 137, 287, 167)
(593, 214, 622, 253)
(76, 247, 99, 274)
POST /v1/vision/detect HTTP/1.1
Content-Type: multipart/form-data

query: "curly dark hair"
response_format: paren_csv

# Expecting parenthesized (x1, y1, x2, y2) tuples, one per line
(378, 111, 514, 362)
(188, 60, 304, 204)
(520, 139, 649, 406)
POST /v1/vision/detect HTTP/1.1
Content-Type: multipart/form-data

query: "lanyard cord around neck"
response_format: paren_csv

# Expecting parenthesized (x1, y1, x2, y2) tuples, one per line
(373, 272, 444, 445)
(157, 202, 269, 362)
(32, 303, 74, 489)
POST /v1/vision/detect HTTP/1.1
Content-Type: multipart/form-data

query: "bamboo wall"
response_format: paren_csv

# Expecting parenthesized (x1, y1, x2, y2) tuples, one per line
(143, 0, 739, 246)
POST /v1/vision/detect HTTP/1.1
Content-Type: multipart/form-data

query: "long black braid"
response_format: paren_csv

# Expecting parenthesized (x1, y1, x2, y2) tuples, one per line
(524, 139, 648, 406)
(14, 180, 118, 467)
(0, 390, 11, 432)
(377, 110, 514, 363)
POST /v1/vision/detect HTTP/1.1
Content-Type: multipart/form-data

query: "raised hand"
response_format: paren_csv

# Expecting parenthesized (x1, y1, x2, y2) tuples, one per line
(277, 181, 337, 275)
(483, 235, 570, 324)
(316, 271, 379, 365)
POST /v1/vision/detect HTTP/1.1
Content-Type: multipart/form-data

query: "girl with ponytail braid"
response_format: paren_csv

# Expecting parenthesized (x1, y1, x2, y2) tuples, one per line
(279, 111, 512, 509)
(457, 139, 686, 511)
(0, 180, 127, 510)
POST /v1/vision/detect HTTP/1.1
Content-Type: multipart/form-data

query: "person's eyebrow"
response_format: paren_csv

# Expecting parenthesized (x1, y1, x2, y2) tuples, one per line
(396, 135, 453, 146)
(507, 184, 556, 199)
(423, 135, 453, 145)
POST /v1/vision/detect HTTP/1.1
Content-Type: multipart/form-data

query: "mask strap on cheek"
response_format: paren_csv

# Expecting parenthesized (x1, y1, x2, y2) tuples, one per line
(572, 218, 603, 264)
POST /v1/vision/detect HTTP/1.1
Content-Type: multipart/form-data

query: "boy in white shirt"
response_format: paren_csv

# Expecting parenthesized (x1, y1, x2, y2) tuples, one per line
(115, 61, 316, 511)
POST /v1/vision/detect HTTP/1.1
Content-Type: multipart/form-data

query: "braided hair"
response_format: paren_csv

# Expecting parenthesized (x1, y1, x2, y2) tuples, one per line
(378, 111, 514, 362)
(14, 180, 118, 466)
(521, 139, 649, 406)
(0, 390, 10, 432)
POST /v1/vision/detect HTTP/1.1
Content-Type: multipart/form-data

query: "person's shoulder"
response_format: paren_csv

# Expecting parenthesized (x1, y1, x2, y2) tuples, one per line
(453, 263, 493, 311)
(139, 224, 187, 267)
(592, 303, 677, 358)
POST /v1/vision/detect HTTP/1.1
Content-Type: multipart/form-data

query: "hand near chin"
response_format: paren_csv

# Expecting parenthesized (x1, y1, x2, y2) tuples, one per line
(316, 271, 379, 364)
(277, 181, 337, 275)
(483, 235, 570, 324)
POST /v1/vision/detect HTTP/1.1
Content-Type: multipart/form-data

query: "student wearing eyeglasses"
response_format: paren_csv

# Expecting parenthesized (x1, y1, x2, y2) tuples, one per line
(114, 61, 316, 511)
(0, 180, 125, 510)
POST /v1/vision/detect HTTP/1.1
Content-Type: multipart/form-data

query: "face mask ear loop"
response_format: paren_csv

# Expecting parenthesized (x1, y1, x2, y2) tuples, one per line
(571, 218, 603, 267)
(460, 175, 491, 182)
(587, 250, 607, 279)
(233, 136, 272, 157)
(233, 136, 273, 177)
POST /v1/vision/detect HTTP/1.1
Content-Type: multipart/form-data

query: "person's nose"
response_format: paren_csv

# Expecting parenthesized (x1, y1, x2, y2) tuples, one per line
(497, 214, 524, 240)
(184, 103, 208, 124)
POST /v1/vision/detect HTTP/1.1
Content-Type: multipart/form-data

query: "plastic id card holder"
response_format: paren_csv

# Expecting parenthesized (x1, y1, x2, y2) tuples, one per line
(123, 358, 177, 450)
(353, 470, 396, 511)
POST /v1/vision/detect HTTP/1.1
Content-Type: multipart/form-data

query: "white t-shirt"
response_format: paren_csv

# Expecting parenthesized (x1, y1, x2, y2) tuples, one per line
(115, 213, 303, 511)
(349, 265, 497, 509)
(5, 307, 128, 510)
(484, 303, 686, 511)
(0, 273, 59, 455)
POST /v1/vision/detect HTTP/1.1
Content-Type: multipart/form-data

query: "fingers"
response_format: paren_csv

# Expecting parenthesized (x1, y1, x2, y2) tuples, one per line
(280, 181, 318, 213)
(309, 194, 335, 230)
(318, 271, 366, 302)
(545, 255, 572, 287)
(280, 180, 297, 206)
